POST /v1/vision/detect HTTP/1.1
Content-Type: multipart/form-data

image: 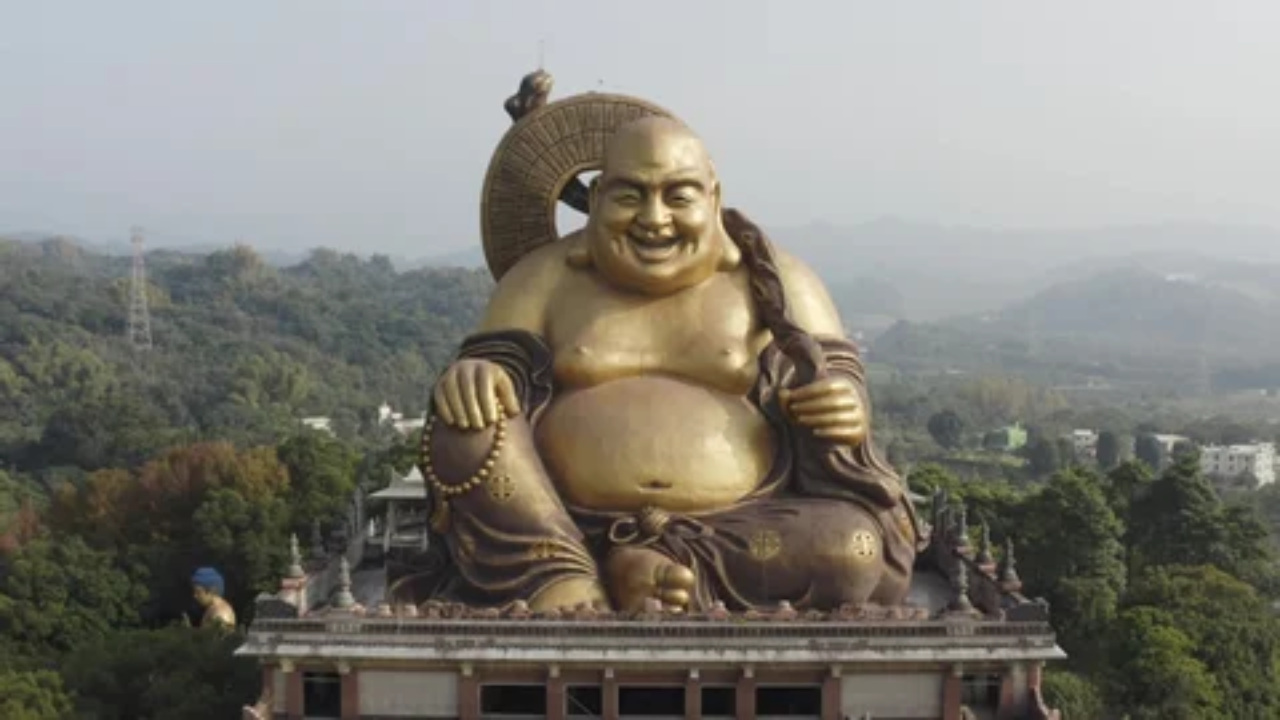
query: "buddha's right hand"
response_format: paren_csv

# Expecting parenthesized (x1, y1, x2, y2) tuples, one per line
(431, 359, 522, 430)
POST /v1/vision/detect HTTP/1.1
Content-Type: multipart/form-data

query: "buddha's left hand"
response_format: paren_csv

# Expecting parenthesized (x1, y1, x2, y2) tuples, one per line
(780, 377, 867, 447)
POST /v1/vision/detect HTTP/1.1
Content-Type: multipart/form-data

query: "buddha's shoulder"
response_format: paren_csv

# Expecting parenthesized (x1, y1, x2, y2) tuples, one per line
(769, 247, 826, 289)
(479, 235, 578, 333)
(496, 234, 578, 292)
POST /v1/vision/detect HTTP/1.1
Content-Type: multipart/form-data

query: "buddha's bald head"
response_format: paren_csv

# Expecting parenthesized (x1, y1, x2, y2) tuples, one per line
(601, 116, 716, 182)
(586, 116, 726, 296)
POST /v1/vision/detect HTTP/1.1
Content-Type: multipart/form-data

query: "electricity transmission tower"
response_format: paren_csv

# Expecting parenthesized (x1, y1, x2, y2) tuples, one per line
(127, 226, 153, 350)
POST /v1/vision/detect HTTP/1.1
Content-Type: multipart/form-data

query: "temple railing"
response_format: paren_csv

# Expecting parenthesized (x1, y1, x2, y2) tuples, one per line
(247, 617, 1056, 640)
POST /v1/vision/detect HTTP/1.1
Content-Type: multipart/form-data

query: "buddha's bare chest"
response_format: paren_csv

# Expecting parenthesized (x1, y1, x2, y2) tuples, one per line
(546, 276, 766, 393)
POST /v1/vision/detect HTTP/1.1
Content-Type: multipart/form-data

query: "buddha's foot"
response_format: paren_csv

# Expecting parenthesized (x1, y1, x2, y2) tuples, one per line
(527, 576, 611, 613)
(605, 546, 696, 613)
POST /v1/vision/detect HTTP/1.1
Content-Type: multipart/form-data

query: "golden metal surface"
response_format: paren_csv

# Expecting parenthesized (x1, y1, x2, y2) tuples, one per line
(749, 530, 783, 562)
(193, 587, 237, 629)
(530, 539, 560, 561)
(481, 94, 677, 281)
(487, 474, 516, 502)
(849, 530, 879, 561)
(422, 72, 914, 611)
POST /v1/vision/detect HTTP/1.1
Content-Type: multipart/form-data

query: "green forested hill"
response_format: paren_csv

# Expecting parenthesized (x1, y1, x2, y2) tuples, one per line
(0, 237, 493, 476)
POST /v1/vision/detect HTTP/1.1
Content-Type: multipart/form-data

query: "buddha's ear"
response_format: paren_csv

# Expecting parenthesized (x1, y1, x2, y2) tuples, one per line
(716, 186, 742, 271)
(565, 234, 593, 269)
(587, 175, 601, 213)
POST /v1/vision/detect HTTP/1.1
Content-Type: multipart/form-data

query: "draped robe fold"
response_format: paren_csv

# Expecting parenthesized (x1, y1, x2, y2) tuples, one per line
(415, 330, 924, 611)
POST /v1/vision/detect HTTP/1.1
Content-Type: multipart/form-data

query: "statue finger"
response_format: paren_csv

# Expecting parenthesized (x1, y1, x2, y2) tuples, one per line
(796, 410, 862, 428)
(475, 365, 499, 425)
(495, 370, 522, 417)
(789, 393, 858, 415)
(442, 370, 469, 429)
(457, 364, 485, 429)
(814, 425, 864, 443)
(786, 376, 846, 401)
(432, 381, 456, 426)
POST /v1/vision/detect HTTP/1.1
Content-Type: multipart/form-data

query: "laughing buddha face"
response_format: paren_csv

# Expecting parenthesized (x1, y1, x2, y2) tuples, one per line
(585, 117, 728, 296)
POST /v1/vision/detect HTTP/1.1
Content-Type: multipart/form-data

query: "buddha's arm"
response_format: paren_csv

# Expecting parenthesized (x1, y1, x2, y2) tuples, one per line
(773, 251, 909, 512)
(476, 242, 565, 335)
(774, 251, 845, 337)
(435, 245, 564, 426)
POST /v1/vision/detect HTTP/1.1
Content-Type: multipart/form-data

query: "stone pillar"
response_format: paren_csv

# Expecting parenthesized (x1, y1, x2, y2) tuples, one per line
(459, 664, 480, 720)
(736, 666, 757, 720)
(283, 662, 303, 720)
(547, 665, 566, 720)
(685, 669, 702, 719)
(822, 666, 842, 720)
(1028, 662, 1044, 694)
(602, 668, 619, 720)
(338, 663, 359, 720)
(259, 666, 274, 713)
(997, 662, 1030, 720)
(942, 664, 963, 720)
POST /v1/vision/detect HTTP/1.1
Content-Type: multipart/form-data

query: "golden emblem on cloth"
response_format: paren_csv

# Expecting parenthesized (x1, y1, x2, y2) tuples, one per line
(749, 530, 783, 561)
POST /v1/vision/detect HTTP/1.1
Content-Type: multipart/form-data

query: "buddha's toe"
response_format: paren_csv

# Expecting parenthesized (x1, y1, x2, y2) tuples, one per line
(605, 546, 696, 613)
(655, 563, 696, 608)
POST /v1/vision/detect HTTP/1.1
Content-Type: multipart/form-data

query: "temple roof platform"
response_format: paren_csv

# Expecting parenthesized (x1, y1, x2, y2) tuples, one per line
(239, 486, 1063, 720)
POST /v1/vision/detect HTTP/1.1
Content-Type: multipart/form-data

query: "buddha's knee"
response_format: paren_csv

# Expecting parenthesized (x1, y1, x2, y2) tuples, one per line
(806, 508, 890, 606)
(424, 413, 566, 516)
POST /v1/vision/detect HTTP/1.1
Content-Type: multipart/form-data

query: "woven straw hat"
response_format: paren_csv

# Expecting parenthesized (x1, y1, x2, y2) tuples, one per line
(480, 92, 677, 280)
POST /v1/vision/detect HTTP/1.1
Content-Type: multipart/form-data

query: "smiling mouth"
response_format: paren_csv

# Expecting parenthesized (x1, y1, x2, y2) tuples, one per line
(627, 234, 682, 263)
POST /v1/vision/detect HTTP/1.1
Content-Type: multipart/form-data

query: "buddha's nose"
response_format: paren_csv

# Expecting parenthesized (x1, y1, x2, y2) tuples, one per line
(636, 198, 671, 232)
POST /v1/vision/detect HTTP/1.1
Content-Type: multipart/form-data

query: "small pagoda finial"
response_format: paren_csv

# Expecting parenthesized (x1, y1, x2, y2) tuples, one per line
(286, 533, 305, 579)
(332, 556, 355, 609)
(999, 536, 1021, 586)
(976, 523, 995, 567)
(954, 502, 972, 554)
(948, 559, 977, 615)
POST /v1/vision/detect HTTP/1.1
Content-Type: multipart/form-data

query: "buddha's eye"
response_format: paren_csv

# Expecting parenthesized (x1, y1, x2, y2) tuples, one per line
(667, 191, 699, 207)
(611, 192, 641, 206)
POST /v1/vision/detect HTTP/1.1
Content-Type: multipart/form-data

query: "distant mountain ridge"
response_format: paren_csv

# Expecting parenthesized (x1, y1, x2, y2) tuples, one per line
(10, 219, 1280, 321)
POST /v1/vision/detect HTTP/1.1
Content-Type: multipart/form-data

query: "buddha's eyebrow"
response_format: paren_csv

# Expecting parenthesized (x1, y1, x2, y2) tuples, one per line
(602, 174, 706, 193)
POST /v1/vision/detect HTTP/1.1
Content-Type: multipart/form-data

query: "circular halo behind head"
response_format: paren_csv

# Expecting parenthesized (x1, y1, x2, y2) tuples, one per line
(480, 93, 678, 281)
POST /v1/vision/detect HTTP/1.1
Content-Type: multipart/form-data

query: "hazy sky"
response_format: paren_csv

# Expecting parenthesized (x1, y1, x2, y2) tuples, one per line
(2, 1, 1278, 256)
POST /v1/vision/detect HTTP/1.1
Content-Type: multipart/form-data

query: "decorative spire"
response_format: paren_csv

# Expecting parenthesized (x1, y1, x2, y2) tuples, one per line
(286, 533, 305, 579)
(976, 523, 995, 568)
(999, 536, 1021, 586)
(954, 502, 972, 554)
(310, 519, 325, 560)
(948, 558, 977, 615)
(332, 556, 355, 609)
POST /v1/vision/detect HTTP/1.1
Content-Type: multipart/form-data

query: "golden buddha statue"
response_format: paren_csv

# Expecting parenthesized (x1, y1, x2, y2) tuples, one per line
(192, 567, 237, 628)
(413, 72, 922, 614)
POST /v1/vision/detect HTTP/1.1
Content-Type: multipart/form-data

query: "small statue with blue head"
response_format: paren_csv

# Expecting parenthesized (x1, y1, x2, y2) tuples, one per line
(191, 566, 237, 629)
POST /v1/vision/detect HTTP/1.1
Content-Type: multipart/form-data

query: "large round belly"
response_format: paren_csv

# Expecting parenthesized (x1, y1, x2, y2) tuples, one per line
(536, 376, 776, 513)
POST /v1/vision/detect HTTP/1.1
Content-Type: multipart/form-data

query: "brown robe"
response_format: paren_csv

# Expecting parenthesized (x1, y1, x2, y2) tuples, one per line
(416, 330, 923, 611)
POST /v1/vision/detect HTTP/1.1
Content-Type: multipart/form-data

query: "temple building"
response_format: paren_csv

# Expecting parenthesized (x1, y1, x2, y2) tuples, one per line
(238, 491, 1063, 720)
(237, 70, 1064, 720)
(367, 466, 431, 557)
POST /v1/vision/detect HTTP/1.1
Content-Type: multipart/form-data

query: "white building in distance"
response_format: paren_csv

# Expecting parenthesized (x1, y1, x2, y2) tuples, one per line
(1201, 442, 1276, 487)
(1069, 429, 1099, 461)
(299, 417, 335, 436)
(378, 402, 426, 436)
